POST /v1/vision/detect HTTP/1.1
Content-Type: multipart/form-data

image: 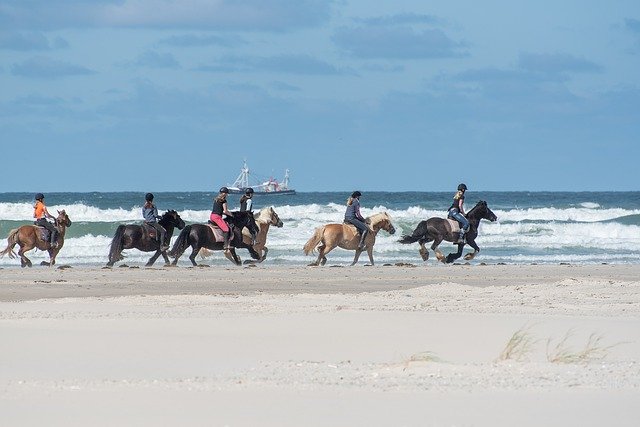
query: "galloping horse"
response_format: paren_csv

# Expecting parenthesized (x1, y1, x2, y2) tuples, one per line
(399, 200, 497, 263)
(106, 210, 185, 267)
(169, 211, 260, 266)
(241, 206, 283, 262)
(303, 212, 396, 266)
(0, 210, 72, 267)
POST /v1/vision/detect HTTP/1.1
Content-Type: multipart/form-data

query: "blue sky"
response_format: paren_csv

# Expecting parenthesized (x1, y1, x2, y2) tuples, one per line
(1, 0, 639, 192)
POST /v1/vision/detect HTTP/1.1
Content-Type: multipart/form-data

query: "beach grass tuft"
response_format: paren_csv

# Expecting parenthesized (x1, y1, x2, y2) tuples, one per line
(546, 330, 622, 364)
(497, 325, 537, 362)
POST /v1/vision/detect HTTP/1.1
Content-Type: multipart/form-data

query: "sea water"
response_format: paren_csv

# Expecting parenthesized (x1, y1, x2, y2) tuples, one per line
(1, 191, 639, 267)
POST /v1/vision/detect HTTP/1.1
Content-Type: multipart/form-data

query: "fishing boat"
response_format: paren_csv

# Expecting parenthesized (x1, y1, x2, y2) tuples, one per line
(227, 160, 296, 195)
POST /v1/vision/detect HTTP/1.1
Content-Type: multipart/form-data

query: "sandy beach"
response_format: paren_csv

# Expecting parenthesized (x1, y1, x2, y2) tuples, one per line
(1, 263, 639, 426)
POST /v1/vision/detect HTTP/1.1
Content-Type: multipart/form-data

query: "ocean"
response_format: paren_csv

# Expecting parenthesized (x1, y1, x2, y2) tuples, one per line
(1, 191, 639, 267)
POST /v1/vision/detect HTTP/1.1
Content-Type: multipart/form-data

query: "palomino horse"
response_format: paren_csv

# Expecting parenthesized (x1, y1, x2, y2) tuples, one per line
(241, 206, 283, 262)
(0, 210, 72, 267)
(169, 211, 260, 266)
(303, 212, 396, 266)
(399, 200, 497, 263)
(106, 210, 185, 267)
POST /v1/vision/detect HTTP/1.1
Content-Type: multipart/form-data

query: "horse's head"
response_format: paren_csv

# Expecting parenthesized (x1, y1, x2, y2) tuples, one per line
(56, 210, 72, 227)
(368, 212, 396, 235)
(162, 210, 186, 229)
(267, 206, 284, 228)
(469, 201, 497, 222)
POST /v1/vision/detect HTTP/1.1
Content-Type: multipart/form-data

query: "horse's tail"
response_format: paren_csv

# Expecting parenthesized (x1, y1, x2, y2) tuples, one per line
(107, 225, 126, 264)
(0, 228, 20, 259)
(303, 226, 325, 255)
(398, 234, 420, 244)
(168, 225, 191, 257)
(398, 220, 429, 244)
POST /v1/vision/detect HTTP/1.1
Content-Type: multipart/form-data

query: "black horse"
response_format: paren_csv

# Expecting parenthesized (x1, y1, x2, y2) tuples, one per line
(169, 211, 260, 266)
(399, 200, 497, 264)
(107, 210, 186, 267)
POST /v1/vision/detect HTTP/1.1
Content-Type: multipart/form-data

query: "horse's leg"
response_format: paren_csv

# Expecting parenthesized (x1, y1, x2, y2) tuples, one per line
(161, 250, 171, 266)
(366, 246, 375, 266)
(224, 248, 237, 265)
(350, 248, 363, 266)
(418, 240, 429, 261)
(188, 246, 200, 266)
(146, 250, 162, 267)
(432, 239, 446, 263)
(231, 249, 241, 266)
(446, 244, 464, 263)
(17, 244, 34, 268)
(463, 239, 480, 261)
(260, 246, 268, 262)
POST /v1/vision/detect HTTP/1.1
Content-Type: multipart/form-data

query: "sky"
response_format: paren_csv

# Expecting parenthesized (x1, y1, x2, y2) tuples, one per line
(1, 0, 639, 192)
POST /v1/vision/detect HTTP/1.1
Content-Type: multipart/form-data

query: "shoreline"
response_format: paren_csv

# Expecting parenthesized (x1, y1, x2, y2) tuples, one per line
(1, 263, 639, 302)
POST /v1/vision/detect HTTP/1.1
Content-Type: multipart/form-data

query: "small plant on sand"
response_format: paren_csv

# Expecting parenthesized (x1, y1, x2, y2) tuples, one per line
(546, 330, 621, 364)
(496, 325, 537, 362)
(402, 351, 442, 370)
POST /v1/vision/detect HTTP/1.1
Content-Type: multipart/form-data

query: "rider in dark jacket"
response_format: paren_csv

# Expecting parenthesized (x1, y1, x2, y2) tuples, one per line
(344, 191, 369, 250)
(448, 183, 469, 244)
(142, 193, 168, 251)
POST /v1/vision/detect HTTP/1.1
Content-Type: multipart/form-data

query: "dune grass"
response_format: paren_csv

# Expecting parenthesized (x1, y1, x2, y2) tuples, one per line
(546, 330, 623, 364)
(496, 325, 538, 362)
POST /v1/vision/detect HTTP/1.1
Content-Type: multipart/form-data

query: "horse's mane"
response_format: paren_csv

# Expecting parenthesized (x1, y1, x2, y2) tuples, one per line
(466, 201, 486, 218)
(255, 206, 274, 224)
(366, 211, 391, 226)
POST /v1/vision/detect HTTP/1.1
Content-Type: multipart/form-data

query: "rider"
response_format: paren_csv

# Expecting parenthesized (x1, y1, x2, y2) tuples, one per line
(448, 183, 469, 244)
(239, 187, 254, 212)
(142, 193, 169, 251)
(344, 191, 369, 250)
(211, 187, 234, 252)
(33, 193, 58, 248)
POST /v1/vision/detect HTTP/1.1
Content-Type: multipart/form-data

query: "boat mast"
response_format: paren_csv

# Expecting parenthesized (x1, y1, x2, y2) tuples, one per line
(281, 169, 290, 190)
(232, 160, 250, 189)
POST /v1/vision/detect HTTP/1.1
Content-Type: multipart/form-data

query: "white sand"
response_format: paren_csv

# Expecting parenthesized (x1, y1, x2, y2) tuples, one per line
(1, 264, 639, 426)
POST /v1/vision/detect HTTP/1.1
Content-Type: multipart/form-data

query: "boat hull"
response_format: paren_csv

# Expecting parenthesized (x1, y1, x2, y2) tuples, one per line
(229, 188, 296, 195)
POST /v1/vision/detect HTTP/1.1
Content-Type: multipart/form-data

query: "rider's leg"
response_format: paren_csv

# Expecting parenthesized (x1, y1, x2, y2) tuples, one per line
(348, 219, 369, 250)
(210, 214, 231, 251)
(452, 212, 469, 243)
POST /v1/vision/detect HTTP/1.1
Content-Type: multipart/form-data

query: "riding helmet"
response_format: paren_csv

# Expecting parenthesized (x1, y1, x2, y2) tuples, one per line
(351, 191, 362, 198)
(145, 192, 154, 202)
(245, 187, 254, 195)
(35, 193, 44, 201)
(219, 186, 229, 194)
(457, 183, 467, 191)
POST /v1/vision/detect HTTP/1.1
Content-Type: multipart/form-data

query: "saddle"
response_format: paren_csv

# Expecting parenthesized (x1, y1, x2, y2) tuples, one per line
(36, 226, 52, 243)
(445, 218, 461, 234)
(207, 221, 234, 241)
(142, 223, 160, 241)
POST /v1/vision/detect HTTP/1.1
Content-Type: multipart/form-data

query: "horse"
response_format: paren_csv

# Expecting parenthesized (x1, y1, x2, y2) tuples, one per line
(303, 212, 396, 266)
(240, 206, 283, 262)
(398, 200, 497, 264)
(106, 210, 185, 267)
(0, 210, 72, 267)
(199, 206, 284, 263)
(169, 211, 260, 266)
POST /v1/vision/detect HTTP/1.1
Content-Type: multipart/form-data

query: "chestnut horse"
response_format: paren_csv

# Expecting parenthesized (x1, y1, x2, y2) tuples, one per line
(303, 212, 396, 266)
(0, 210, 72, 267)
(398, 200, 497, 263)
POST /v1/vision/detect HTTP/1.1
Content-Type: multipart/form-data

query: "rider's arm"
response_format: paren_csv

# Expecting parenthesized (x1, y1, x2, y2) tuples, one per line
(458, 198, 465, 215)
(223, 202, 233, 217)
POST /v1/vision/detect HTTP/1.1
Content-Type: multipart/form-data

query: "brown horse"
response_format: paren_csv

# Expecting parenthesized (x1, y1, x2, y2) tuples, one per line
(0, 210, 72, 267)
(303, 212, 396, 266)
(199, 206, 284, 263)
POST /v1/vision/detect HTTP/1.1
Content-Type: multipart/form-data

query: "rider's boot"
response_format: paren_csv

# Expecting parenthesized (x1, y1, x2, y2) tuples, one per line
(454, 231, 465, 244)
(358, 229, 368, 250)
(50, 231, 59, 249)
(160, 231, 169, 251)
(223, 231, 231, 253)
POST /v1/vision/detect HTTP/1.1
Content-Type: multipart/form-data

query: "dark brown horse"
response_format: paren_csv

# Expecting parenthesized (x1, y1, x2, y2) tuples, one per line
(169, 211, 260, 266)
(303, 212, 396, 266)
(0, 210, 72, 267)
(399, 200, 497, 263)
(106, 210, 185, 267)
